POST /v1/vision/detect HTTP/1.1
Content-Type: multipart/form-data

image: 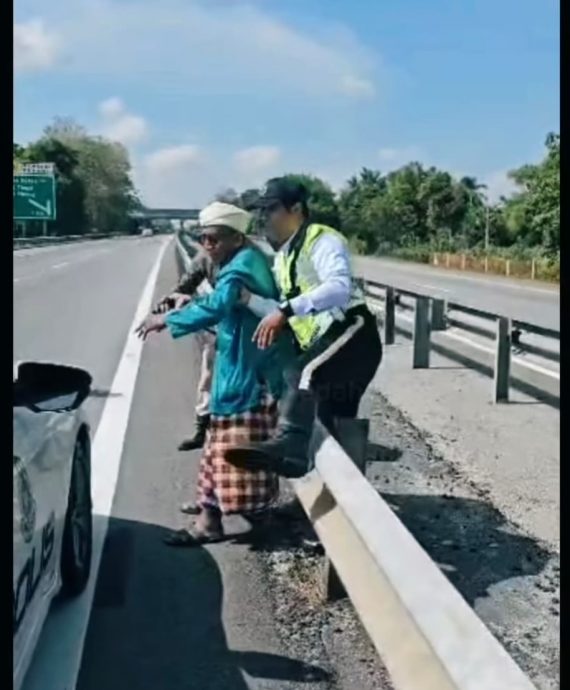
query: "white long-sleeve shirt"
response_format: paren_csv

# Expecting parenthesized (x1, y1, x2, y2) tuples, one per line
(248, 231, 352, 318)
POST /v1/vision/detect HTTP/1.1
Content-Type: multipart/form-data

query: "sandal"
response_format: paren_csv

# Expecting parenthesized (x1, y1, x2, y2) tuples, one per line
(163, 528, 224, 548)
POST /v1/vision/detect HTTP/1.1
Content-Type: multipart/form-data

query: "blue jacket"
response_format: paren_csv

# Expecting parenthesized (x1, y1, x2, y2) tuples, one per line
(165, 246, 295, 416)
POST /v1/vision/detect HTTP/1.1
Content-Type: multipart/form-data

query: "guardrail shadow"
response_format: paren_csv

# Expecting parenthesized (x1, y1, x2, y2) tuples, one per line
(380, 492, 550, 606)
(394, 323, 560, 409)
(366, 442, 402, 464)
(76, 516, 329, 689)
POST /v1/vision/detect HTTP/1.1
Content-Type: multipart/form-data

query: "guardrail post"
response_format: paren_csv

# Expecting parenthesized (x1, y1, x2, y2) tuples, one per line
(461, 254, 466, 270)
(384, 287, 395, 345)
(531, 259, 536, 280)
(494, 317, 512, 403)
(321, 418, 370, 601)
(431, 298, 446, 331)
(506, 260, 511, 277)
(413, 296, 431, 368)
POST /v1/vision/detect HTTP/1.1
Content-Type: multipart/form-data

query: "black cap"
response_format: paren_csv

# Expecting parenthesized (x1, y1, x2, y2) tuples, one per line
(256, 177, 308, 209)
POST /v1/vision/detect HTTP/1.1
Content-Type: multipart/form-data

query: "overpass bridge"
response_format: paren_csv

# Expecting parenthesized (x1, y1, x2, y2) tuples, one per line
(130, 208, 200, 222)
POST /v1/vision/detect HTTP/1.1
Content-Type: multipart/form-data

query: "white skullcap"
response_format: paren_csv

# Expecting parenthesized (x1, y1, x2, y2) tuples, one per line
(199, 202, 251, 235)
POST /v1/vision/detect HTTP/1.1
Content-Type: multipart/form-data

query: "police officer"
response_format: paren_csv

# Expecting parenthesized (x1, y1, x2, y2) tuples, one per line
(226, 177, 382, 477)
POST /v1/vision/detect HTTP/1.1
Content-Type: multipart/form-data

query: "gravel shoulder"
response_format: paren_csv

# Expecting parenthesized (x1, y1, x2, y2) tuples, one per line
(359, 341, 559, 690)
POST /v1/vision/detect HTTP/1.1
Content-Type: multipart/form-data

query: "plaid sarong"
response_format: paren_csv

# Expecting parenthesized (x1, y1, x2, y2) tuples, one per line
(196, 398, 279, 515)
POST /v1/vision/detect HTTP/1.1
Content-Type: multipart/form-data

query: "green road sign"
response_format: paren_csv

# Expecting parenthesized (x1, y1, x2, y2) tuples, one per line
(13, 175, 57, 221)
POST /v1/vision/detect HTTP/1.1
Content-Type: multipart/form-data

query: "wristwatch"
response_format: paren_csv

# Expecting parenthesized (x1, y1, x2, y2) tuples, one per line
(278, 300, 294, 318)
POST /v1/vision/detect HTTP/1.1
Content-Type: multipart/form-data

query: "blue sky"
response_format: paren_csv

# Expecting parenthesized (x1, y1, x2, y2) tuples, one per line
(14, 0, 559, 206)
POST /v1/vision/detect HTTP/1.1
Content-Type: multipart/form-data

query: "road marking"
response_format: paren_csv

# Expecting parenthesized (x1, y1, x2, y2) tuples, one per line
(21, 238, 170, 690)
(417, 283, 450, 293)
(440, 328, 560, 380)
(369, 300, 560, 381)
(51, 262, 69, 270)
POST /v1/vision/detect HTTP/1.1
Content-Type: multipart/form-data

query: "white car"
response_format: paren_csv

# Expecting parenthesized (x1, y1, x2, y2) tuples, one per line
(13, 362, 93, 690)
(141, 227, 153, 237)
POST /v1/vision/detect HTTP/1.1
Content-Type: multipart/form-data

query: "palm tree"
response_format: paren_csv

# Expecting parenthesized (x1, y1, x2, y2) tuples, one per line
(459, 176, 489, 247)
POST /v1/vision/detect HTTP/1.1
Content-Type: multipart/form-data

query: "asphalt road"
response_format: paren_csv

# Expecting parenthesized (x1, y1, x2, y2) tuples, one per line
(17, 239, 353, 690)
(14, 237, 164, 430)
(354, 256, 560, 331)
(16, 239, 556, 689)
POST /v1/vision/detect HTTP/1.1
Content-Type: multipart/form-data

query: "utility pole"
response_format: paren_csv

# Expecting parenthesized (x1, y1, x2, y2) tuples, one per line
(484, 205, 490, 252)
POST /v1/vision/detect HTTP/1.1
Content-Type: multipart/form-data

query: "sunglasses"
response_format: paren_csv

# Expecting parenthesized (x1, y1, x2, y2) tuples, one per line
(198, 233, 223, 246)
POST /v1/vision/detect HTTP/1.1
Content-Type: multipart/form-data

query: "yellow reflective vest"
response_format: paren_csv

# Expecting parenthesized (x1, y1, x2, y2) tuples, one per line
(274, 223, 365, 350)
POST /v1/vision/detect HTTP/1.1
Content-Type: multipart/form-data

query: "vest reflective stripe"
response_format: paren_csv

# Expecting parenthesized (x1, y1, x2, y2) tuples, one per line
(274, 223, 366, 350)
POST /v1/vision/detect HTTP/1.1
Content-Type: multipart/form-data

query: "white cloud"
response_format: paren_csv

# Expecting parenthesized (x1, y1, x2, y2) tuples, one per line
(340, 75, 375, 98)
(47, 0, 377, 100)
(14, 19, 60, 72)
(98, 97, 148, 146)
(139, 143, 283, 207)
(99, 97, 124, 119)
(233, 146, 281, 174)
(483, 169, 519, 203)
(145, 145, 204, 174)
(138, 145, 218, 207)
(378, 146, 424, 169)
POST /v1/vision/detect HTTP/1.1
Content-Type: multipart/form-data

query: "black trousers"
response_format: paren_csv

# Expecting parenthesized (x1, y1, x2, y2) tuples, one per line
(280, 305, 383, 434)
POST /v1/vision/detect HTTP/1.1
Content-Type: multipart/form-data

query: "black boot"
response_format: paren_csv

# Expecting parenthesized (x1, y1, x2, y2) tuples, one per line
(224, 390, 315, 478)
(178, 414, 210, 451)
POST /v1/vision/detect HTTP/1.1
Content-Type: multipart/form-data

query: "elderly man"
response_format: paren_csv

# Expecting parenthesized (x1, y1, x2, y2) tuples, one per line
(154, 248, 216, 451)
(138, 202, 295, 545)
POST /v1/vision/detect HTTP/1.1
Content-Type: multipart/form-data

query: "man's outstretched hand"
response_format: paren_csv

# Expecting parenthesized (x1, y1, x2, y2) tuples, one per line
(135, 313, 167, 340)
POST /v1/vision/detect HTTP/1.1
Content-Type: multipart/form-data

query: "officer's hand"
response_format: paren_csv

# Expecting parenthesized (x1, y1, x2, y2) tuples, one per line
(253, 310, 287, 349)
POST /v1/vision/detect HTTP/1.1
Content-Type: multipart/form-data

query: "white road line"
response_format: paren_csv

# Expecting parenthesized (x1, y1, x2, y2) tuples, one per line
(417, 283, 450, 293)
(22, 238, 170, 690)
(369, 300, 560, 381)
(51, 262, 69, 270)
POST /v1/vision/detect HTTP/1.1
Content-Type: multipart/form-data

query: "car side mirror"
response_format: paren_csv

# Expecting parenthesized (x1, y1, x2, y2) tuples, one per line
(13, 362, 92, 413)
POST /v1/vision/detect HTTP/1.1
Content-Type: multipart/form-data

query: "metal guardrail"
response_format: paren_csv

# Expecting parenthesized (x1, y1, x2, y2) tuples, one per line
(173, 235, 537, 690)
(13, 233, 122, 249)
(13, 231, 165, 250)
(362, 278, 559, 403)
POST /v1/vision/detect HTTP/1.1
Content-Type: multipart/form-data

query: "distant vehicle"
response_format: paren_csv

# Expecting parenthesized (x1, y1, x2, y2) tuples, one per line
(141, 227, 153, 237)
(13, 362, 93, 690)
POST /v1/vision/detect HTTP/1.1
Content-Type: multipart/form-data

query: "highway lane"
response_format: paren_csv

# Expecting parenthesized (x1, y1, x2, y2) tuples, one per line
(14, 237, 166, 430)
(354, 256, 559, 331)
(18, 241, 347, 690)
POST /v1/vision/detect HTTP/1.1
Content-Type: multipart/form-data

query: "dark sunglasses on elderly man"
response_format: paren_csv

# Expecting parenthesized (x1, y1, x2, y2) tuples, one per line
(198, 232, 223, 247)
(198, 228, 236, 246)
